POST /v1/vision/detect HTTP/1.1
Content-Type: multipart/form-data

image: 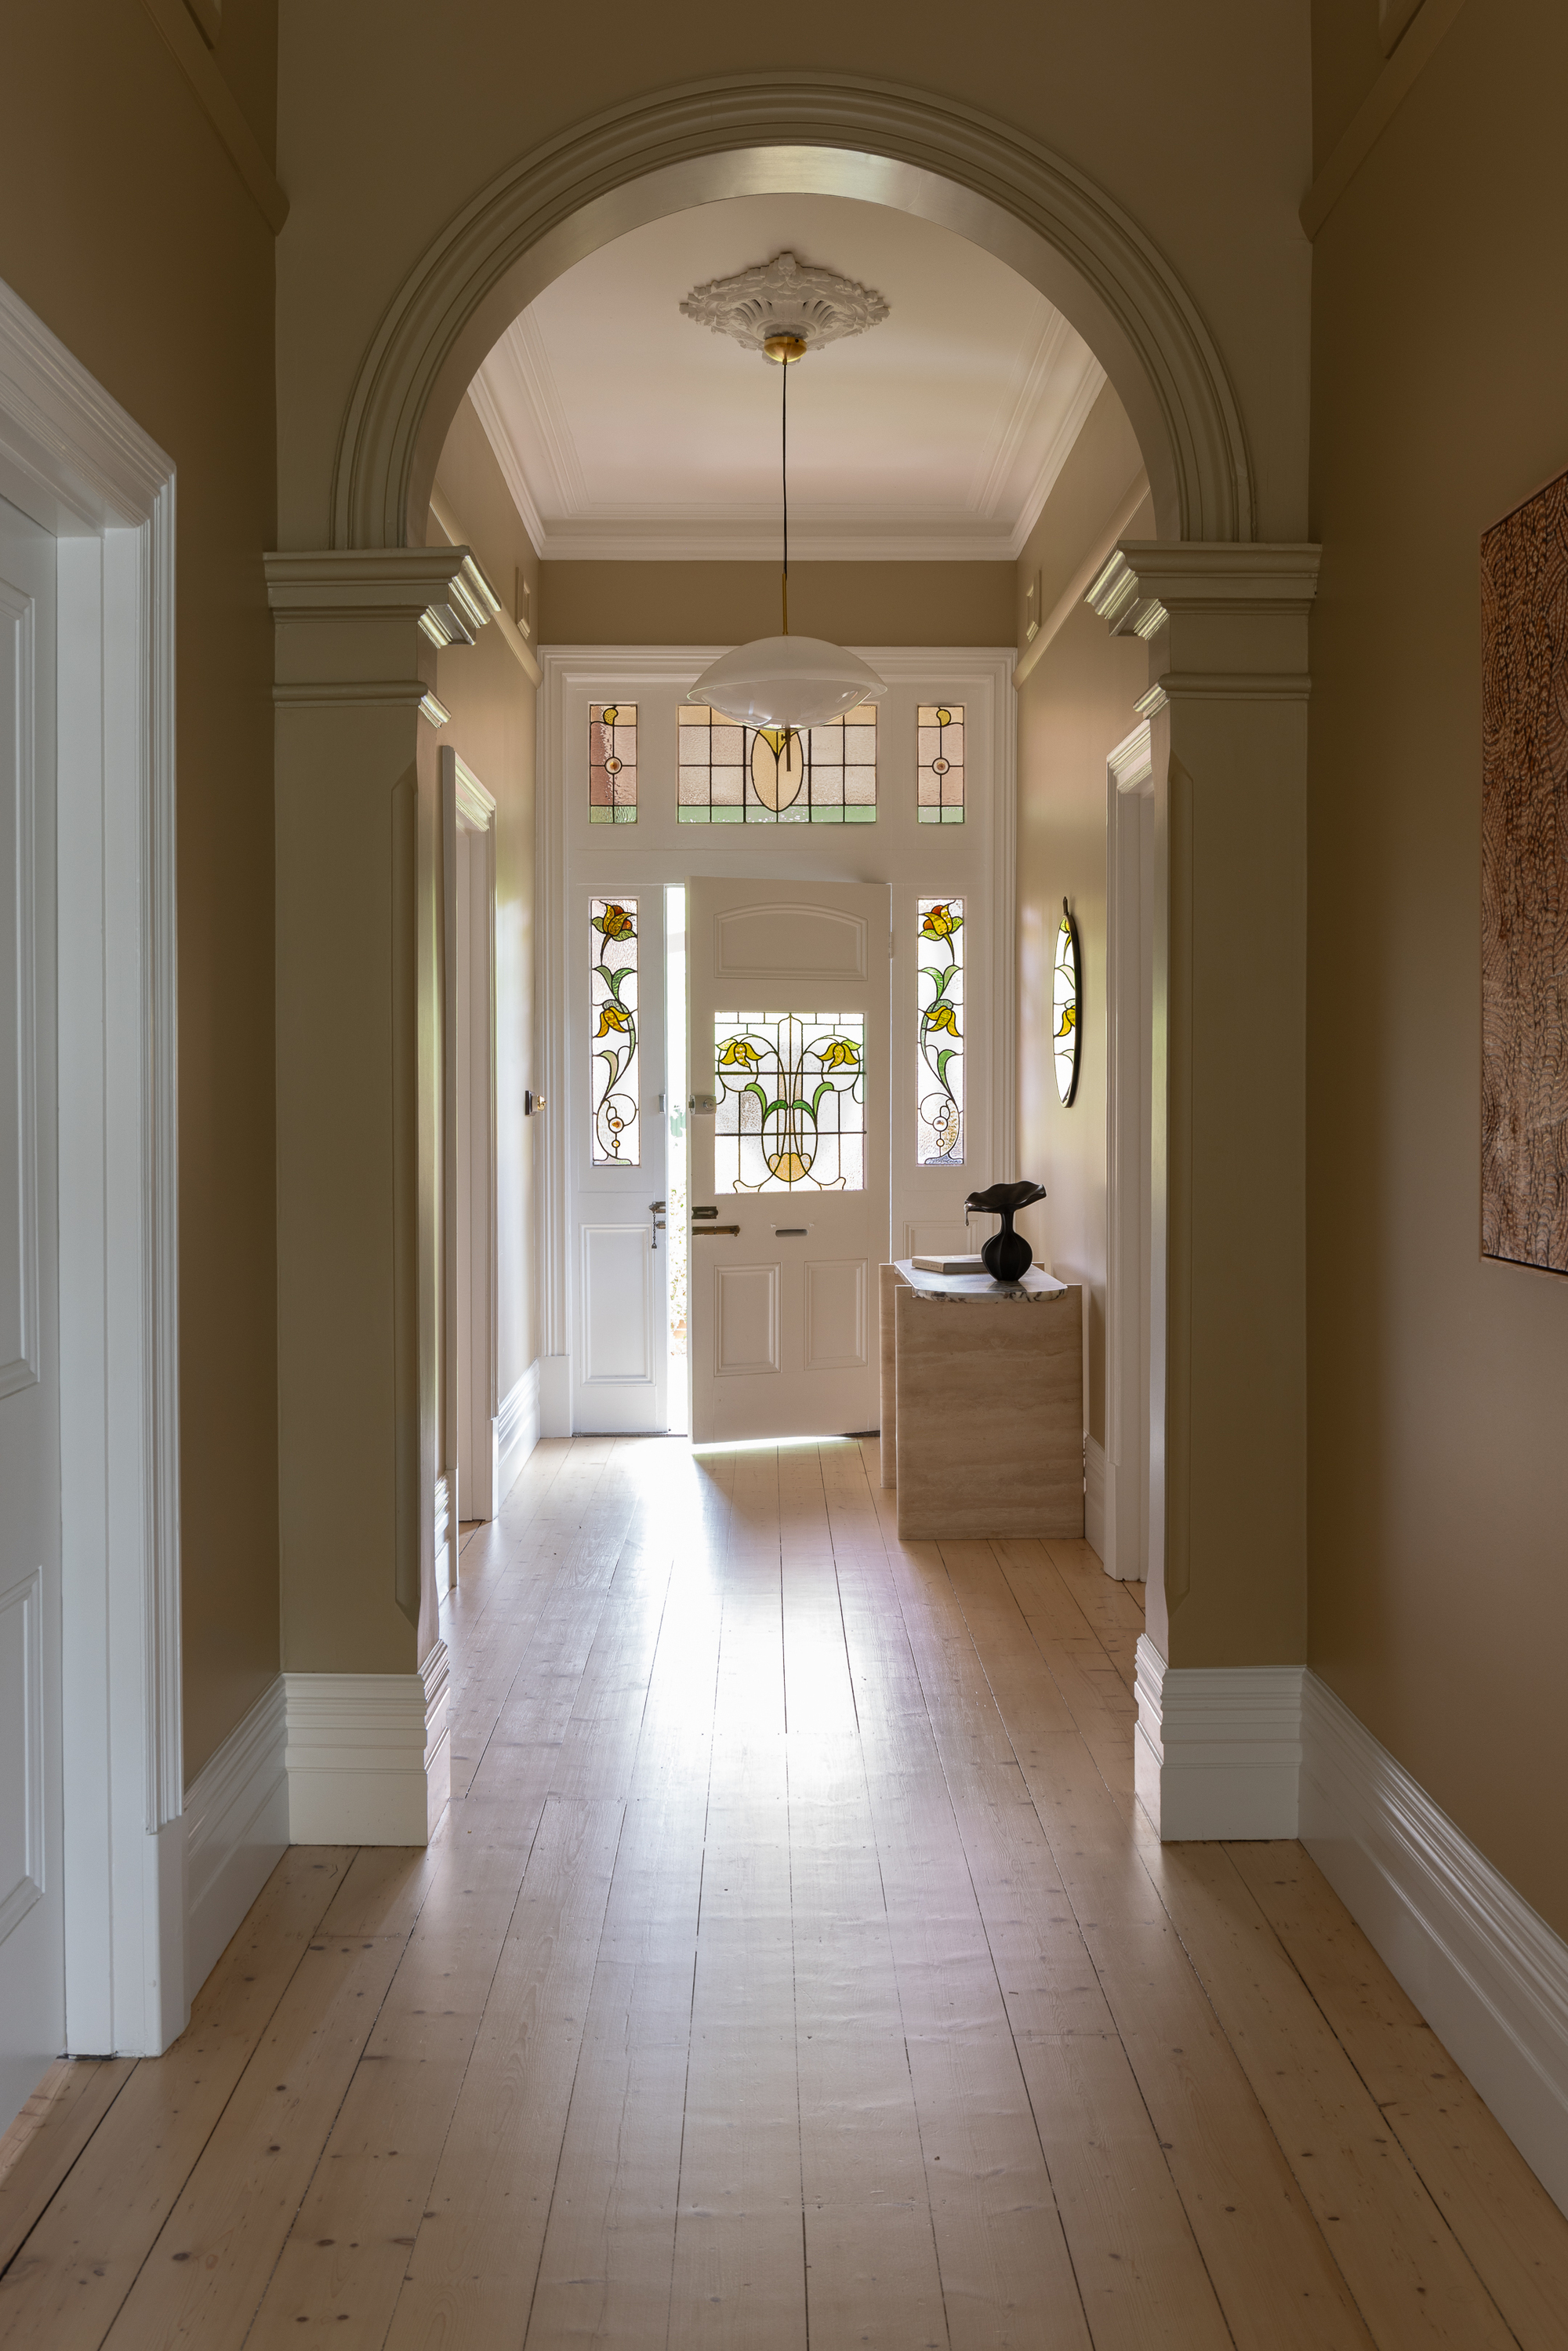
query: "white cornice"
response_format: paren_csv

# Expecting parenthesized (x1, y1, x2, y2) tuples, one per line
(466, 371, 546, 557)
(521, 518, 1022, 563)
(967, 305, 1068, 519)
(1007, 347, 1108, 558)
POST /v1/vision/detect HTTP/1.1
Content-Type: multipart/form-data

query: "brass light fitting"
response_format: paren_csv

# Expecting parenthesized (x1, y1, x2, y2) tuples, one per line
(763, 332, 808, 364)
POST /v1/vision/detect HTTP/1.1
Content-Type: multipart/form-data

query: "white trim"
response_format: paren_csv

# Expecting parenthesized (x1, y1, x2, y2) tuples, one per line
(487, 519, 1067, 565)
(1083, 1433, 1106, 1562)
(538, 1354, 571, 1440)
(441, 747, 499, 1568)
(495, 1361, 540, 1502)
(1102, 722, 1155, 1586)
(1130, 1645, 1568, 2218)
(0, 276, 185, 2056)
(183, 1677, 288, 2000)
(1301, 1673, 1568, 2220)
(1134, 1635, 1303, 1841)
(466, 366, 547, 556)
(285, 1640, 450, 1847)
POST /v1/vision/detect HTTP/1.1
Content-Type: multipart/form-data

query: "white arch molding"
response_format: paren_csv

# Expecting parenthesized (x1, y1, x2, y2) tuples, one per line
(330, 74, 1257, 552)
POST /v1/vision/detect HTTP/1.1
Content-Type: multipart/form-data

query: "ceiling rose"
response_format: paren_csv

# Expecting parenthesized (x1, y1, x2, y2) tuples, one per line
(679, 250, 890, 361)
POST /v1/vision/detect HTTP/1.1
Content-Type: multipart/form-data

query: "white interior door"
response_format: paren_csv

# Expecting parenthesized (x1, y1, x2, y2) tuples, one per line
(688, 877, 889, 1442)
(0, 493, 63, 2127)
(442, 749, 497, 1545)
(568, 882, 668, 1433)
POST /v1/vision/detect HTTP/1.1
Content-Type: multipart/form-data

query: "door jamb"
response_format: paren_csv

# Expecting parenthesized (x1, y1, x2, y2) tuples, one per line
(440, 745, 498, 1576)
(1104, 720, 1154, 1583)
(0, 278, 183, 2053)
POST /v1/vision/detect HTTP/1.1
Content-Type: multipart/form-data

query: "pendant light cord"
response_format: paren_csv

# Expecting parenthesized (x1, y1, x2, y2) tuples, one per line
(781, 350, 789, 637)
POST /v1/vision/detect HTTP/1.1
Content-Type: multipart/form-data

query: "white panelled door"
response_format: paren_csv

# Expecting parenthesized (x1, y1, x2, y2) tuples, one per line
(569, 883, 669, 1433)
(687, 878, 890, 1442)
(0, 495, 63, 2127)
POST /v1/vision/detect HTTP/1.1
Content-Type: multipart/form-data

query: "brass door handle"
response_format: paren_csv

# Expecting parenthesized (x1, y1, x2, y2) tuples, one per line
(691, 1224, 741, 1237)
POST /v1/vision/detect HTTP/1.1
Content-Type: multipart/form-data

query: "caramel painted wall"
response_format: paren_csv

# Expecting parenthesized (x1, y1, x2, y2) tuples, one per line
(431, 397, 542, 1390)
(1014, 388, 1150, 1455)
(0, 3, 281, 1782)
(1309, 0, 1568, 1934)
(539, 563, 1014, 649)
(274, 0, 1312, 551)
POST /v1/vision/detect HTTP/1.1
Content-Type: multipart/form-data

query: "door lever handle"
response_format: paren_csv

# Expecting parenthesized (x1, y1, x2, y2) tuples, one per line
(649, 1199, 666, 1251)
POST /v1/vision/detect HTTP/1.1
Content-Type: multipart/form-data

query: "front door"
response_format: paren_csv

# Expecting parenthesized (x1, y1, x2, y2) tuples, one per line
(0, 493, 64, 2128)
(687, 878, 890, 1442)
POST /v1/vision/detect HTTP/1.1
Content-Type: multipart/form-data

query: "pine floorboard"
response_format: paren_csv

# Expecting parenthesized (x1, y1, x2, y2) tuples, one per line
(2, 1432, 1565, 2350)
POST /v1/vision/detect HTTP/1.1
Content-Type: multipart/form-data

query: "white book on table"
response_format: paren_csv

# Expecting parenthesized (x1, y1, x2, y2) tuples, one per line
(910, 1252, 988, 1275)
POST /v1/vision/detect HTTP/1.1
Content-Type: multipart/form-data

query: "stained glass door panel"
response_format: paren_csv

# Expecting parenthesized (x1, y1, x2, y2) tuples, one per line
(687, 878, 890, 1444)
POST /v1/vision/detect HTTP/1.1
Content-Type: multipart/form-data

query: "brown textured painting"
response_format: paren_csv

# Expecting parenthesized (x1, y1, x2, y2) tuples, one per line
(1481, 469, 1568, 1271)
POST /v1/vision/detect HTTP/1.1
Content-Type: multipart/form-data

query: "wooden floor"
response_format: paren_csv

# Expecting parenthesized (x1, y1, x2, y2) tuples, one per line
(3, 1437, 1567, 2350)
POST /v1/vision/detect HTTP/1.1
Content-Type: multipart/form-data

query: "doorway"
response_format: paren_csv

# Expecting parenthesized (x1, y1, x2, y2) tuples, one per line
(1104, 720, 1156, 1582)
(441, 747, 499, 1587)
(539, 648, 1015, 1441)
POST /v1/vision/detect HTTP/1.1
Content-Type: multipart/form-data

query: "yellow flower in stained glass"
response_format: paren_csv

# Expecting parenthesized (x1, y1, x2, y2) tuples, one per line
(596, 1003, 633, 1038)
(920, 902, 962, 940)
(1054, 1003, 1076, 1041)
(593, 902, 634, 940)
(718, 1037, 760, 1068)
(925, 1003, 960, 1038)
(815, 1037, 860, 1070)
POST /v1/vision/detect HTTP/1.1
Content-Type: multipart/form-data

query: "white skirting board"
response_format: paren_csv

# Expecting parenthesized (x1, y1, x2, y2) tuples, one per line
(183, 1674, 289, 2003)
(1134, 1633, 1568, 2218)
(284, 1641, 451, 1846)
(537, 1353, 570, 1439)
(1083, 1433, 1107, 1563)
(496, 1360, 542, 1499)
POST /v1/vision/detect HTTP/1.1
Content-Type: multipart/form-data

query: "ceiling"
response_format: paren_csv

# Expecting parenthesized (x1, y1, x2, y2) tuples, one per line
(469, 194, 1105, 563)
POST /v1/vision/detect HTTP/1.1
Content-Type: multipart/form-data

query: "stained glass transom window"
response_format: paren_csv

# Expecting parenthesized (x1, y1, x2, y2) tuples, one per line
(713, 1012, 866, 1192)
(917, 704, 964, 823)
(590, 897, 639, 1163)
(590, 704, 637, 823)
(916, 899, 965, 1165)
(678, 704, 876, 823)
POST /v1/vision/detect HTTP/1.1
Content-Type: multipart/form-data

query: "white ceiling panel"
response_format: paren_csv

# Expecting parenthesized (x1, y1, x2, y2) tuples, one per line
(469, 193, 1105, 561)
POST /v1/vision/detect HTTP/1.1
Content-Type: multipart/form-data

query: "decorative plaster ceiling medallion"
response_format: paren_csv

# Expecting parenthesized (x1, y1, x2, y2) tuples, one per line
(680, 250, 890, 361)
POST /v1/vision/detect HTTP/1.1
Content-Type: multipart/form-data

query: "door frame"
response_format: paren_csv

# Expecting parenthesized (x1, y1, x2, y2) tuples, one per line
(537, 645, 1017, 1437)
(0, 280, 183, 2052)
(1104, 719, 1156, 1582)
(440, 747, 498, 1580)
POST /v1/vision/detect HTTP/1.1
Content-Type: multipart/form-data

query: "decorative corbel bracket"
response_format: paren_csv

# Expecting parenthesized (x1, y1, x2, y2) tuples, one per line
(1086, 541, 1322, 707)
(265, 548, 501, 725)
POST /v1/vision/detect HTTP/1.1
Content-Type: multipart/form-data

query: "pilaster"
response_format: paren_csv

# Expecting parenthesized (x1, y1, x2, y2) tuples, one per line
(1088, 542, 1319, 1685)
(266, 548, 498, 1706)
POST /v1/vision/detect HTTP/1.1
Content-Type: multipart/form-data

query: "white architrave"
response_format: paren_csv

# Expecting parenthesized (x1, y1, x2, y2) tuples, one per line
(0, 276, 184, 2054)
(1103, 721, 1154, 1584)
(328, 76, 1255, 554)
(441, 745, 499, 1564)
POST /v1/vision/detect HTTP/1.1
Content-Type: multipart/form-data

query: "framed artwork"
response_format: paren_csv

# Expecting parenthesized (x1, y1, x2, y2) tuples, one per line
(1481, 468, 1568, 1271)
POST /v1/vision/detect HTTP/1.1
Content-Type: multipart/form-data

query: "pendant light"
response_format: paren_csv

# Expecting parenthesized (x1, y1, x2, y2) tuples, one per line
(690, 326, 887, 732)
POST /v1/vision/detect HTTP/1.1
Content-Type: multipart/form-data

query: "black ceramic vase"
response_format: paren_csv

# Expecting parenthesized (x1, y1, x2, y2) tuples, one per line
(965, 1179, 1047, 1282)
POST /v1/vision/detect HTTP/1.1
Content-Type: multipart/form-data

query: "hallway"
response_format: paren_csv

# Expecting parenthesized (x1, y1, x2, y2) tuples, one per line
(2, 1435, 1566, 2349)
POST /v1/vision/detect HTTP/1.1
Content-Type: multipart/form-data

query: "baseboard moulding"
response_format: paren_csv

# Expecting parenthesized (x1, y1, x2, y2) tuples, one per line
(284, 1641, 450, 1846)
(1083, 1433, 1107, 1562)
(1134, 1633, 1568, 2218)
(537, 1353, 570, 1439)
(183, 1674, 289, 2002)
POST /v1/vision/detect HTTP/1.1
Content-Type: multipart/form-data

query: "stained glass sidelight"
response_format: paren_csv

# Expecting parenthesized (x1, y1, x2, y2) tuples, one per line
(1053, 899, 1080, 1107)
(678, 703, 876, 823)
(917, 704, 964, 823)
(589, 704, 637, 823)
(713, 1012, 866, 1191)
(590, 897, 639, 1163)
(916, 899, 965, 1165)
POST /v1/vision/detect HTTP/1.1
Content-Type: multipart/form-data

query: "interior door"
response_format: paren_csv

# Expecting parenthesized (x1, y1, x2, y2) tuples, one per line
(569, 882, 668, 1433)
(688, 878, 890, 1443)
(0, 494, 63, 2128)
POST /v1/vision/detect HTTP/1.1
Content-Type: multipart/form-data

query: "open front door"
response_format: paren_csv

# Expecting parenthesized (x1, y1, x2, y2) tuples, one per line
(687, 878, 889, 1442)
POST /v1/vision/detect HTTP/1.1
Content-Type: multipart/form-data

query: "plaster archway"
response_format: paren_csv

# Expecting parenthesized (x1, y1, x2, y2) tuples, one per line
(330, 74, 1255, 553)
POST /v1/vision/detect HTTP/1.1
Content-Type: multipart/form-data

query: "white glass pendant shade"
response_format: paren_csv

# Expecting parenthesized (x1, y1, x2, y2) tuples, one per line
(690, 635, 887, 731)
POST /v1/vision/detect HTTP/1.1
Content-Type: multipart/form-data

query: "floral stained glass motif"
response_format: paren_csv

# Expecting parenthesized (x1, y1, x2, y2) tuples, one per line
(713, 1012, 866, 1192)
(590, 704, 637, 823)
(678, 704, 877, 823)
(590, 897, 639, 1162)
(916, 899, 965, 1165)
(1054, 899, 1080, 1108)
(917, 704, 964, 823)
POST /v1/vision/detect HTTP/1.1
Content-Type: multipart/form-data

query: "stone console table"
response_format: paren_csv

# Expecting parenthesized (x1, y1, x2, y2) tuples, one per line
(879, 1261, 1083, 1542)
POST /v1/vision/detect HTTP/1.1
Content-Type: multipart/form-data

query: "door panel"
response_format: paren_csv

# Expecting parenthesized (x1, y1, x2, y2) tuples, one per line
(0, 493, 62, 2129)
(583, 1223, 656, 1385)
(688, 877, 888, 1441)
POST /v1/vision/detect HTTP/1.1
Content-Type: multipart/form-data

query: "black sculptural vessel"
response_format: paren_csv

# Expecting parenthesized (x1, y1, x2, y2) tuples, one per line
(965, 1179, 1047, 1282)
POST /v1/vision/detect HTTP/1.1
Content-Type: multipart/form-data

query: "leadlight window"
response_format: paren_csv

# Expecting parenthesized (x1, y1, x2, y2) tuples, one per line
(678, 704, 877, 823)
(590, 897, 639, 1163)
(916, 899, 965, 1165)
(917, 704, 964, 823)
(589, 704, 637, 823)
(713, 1012, 866, 1191)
